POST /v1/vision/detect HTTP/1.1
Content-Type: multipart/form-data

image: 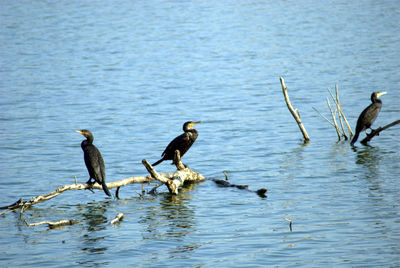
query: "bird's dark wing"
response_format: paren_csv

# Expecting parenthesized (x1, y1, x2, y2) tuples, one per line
(357, 103, 382, 131)
(161, 132, 192, 158)
(84, 145, 106, 184)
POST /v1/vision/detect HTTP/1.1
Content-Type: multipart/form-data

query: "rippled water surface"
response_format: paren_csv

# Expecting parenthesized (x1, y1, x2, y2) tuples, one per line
(1, 1, 399, 267)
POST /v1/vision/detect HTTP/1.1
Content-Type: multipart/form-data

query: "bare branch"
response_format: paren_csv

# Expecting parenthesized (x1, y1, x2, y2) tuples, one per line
(327, 85, 353, 138)
(327, 97, 343, 139)
(173, 150, 186, 170)
(334, 85, 348, 140)
(0, 174, 171, 213)
(280, 77, 310, 141)
(360, 120, 400, 145)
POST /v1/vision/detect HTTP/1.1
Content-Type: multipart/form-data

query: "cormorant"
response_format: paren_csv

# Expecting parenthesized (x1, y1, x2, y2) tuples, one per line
(75, 129, 111, 196)
(351, 91, 387, 145)
(152, 121, 201, 166)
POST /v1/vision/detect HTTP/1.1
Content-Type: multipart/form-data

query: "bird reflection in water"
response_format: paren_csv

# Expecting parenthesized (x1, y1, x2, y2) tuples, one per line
(140, 184, 198, 241)
(76, 202, 109, 258)
(355, 146, 383, 191)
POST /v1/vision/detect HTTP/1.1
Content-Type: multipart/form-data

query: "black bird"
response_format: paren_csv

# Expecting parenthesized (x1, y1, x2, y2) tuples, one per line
(152, 121, 201, 166)
(351, 91, 387, 145)
(75, 129, 111, 196)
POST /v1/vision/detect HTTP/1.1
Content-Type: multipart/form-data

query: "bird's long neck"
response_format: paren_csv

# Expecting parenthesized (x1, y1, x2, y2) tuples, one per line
(186, 128, 198, 140)
(185, 128, 198, 135)
(371, 95, 382, 104)
(81, 135, 93, 148)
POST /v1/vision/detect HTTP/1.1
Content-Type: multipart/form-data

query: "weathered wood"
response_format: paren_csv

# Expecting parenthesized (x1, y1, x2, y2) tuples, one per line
(327, 85, 352, 139)
(280, 77, 310, 141)
(26, 219, 79, 228)
(0, 174, 173, 213)
(327, 97, 342, 139)
(110, 213, 124, 224)
(142, 150, 205, 195)
(314, 85, 352, 140)
(360, 119, 400, 145)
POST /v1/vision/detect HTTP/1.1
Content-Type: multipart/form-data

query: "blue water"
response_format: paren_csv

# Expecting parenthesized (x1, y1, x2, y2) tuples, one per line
(1, 0, 399, 267)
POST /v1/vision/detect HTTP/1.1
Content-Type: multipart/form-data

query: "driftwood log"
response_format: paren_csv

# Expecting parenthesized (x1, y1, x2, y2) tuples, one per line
(0, 150, 205, 214)
(24, 219, 80, 229)
(360, 120, 400, 145)
(211, 171, 267, 198)
(0, 176, 154, 214)
(280, 77, 310, 142)
(142, 150, 205, 195)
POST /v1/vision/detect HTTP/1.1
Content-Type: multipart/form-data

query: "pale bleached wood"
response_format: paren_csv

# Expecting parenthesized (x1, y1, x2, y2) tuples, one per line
(142, 150, 205, 195)
(26, 219, 79, 228)
(326, 97, 342, 139)
(0, 174, 174, 214)
(280, 77, 310, 141)
(110, 213, 124, 225)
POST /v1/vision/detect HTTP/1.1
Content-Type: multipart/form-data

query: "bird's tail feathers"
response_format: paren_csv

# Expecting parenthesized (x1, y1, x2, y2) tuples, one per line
(102, 181, 112, 197)
(351, 132, 359, 145)
(152, 158, 164, 166)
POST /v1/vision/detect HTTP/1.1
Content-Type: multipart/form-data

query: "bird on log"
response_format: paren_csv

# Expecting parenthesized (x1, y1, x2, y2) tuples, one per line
(75, 129, 111, 196)
(152, 121, 201, 166)
(351, 91, 387, 145)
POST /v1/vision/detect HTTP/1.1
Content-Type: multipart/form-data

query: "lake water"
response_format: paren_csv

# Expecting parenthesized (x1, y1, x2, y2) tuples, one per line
(1, 0, 399, 267)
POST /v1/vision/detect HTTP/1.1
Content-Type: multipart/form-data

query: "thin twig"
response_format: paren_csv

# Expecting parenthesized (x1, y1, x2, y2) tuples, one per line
(334, 85, 348, 140)
(327, 86, 353, 138)
(327, 97, 342, 139)
(312, 107, 336, 127)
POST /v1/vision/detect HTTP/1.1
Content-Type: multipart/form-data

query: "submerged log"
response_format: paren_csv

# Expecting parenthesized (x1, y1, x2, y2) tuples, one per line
(211, 171, 267, 198)
(25, 219, 80, 229)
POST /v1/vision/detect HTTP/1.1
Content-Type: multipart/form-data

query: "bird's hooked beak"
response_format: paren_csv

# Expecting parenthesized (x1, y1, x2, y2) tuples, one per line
(377, 91, 387, 98)
(190, 121, 202, 128)
(74, 130, 83, 135)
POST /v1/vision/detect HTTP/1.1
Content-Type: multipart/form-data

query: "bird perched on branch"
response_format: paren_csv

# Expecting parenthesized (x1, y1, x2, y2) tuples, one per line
(351, 91, 387, 145)
(152, 121, 201, 166)
(75, 129, 111, 196)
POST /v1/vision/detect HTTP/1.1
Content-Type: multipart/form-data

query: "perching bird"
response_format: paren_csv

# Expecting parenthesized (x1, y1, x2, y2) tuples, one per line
(75, 129, 111, 196)
(152, 121, 201, 166)
(351, 91, 387, 145)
